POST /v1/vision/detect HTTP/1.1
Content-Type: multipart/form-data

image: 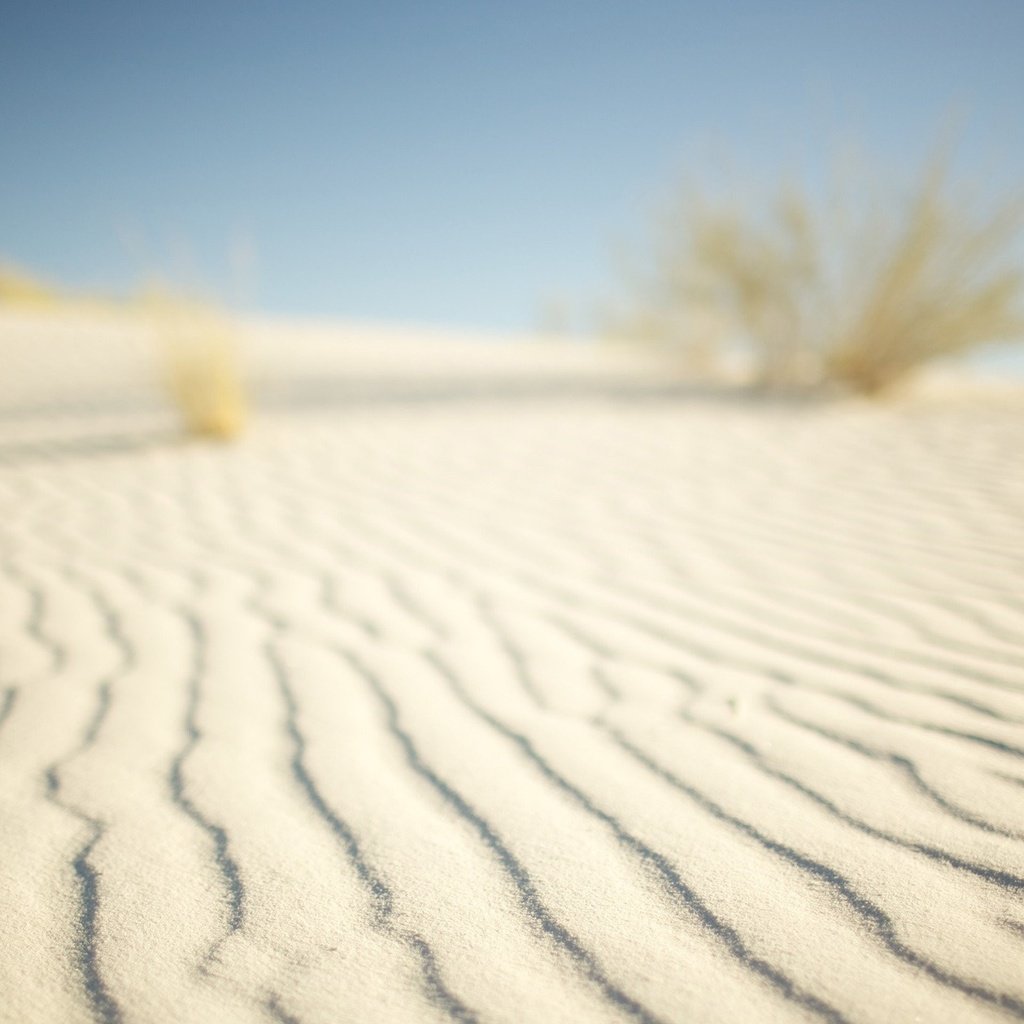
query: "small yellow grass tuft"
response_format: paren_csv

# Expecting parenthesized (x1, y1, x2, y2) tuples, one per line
(0, 263, 60, 309)
(149, 296, 248, 440)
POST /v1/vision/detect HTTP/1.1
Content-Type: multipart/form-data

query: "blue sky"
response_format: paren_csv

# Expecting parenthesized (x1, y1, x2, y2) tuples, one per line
(2, 1, 1023, 332)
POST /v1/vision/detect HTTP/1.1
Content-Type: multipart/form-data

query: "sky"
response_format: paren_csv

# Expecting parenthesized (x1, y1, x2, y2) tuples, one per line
(2, 1, 1023, 334)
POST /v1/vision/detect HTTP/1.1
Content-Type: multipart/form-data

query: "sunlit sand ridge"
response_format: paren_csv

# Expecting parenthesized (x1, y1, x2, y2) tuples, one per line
(1, 313, 1023, 1024)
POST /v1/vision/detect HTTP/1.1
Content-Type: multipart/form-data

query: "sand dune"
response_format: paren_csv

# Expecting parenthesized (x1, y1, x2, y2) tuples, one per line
(1, 313, 1023, 1023)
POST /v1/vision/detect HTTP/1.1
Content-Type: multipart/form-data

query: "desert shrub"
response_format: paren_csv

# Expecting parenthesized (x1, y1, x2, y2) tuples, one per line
(612, 152, 1024, 394)
(149, 296, 248, 439)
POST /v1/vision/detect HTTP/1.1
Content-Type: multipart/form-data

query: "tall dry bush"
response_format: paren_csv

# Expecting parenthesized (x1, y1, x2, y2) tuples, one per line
(613, 152, 1024, 394)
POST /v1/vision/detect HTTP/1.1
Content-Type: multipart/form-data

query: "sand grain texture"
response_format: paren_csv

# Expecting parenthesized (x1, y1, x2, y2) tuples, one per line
(1, 315, 1023, 1023)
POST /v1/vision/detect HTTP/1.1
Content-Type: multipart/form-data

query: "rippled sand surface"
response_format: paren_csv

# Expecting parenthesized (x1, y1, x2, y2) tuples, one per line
(2, 314, 1023, 1023)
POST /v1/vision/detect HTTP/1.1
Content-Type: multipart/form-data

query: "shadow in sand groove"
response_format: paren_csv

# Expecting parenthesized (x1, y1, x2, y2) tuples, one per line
(0, 429, 184, 466)
(253, 373, 824, 412)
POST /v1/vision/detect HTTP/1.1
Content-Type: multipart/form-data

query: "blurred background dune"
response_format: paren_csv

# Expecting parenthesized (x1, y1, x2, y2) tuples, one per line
(2, 1, 1023, 433)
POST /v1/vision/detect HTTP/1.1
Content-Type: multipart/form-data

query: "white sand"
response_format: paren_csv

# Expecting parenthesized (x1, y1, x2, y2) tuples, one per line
(1, 312, 1023, 1024)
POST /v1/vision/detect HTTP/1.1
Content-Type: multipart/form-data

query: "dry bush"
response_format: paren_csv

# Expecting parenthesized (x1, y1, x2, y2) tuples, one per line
(615, 153, 1024, 394)
(148, 296, 248, 439)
